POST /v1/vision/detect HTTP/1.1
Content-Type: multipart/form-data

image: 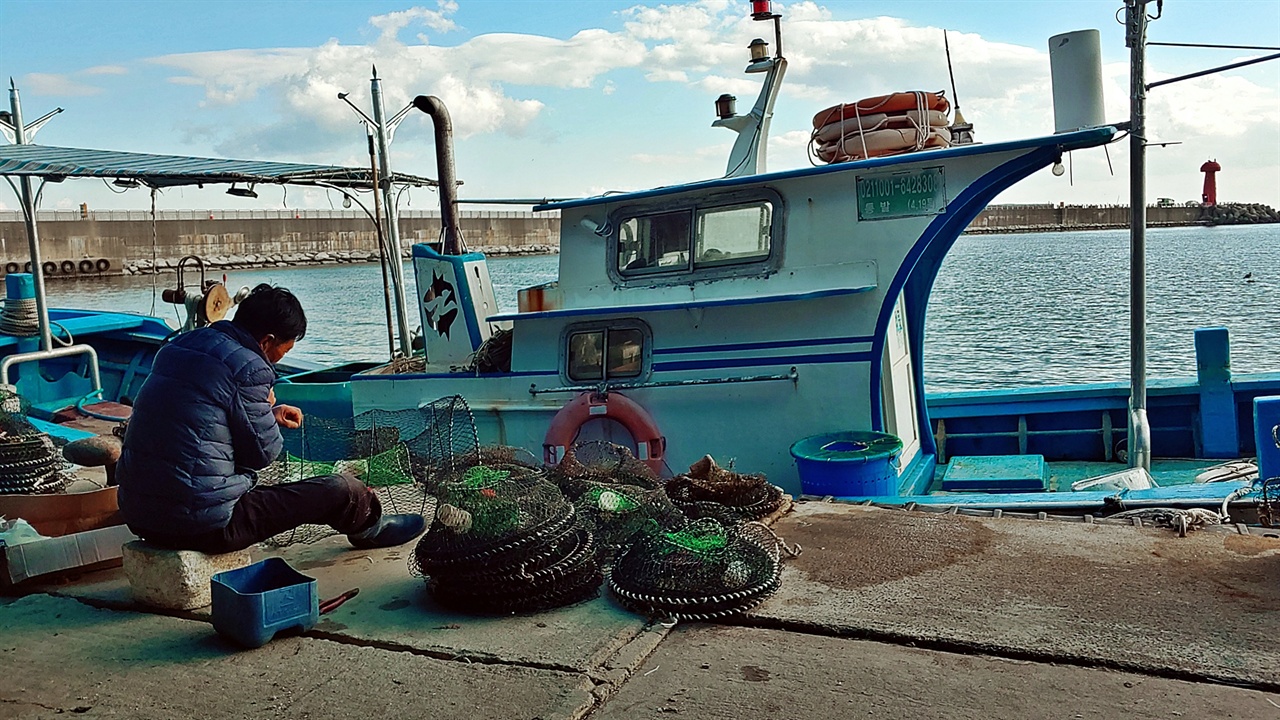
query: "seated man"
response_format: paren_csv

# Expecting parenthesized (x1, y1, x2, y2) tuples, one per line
(117, 284, 424, 553)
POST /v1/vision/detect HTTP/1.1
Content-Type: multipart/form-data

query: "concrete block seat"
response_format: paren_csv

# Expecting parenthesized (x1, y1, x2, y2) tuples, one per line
(122, 541, 253, 610)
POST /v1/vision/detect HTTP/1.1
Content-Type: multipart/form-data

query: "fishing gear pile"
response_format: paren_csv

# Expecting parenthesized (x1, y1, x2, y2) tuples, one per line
(548, 441, 683, 563)
(665, 455, 788, 523)
(0, 387, 68, 495)
(608, 517, 799, 621)
(255, 405, 453, 546)
(412, 464, 602, 614)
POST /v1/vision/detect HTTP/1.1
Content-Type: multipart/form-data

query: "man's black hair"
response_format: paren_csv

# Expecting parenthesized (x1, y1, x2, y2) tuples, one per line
(231, 284, 307, 341)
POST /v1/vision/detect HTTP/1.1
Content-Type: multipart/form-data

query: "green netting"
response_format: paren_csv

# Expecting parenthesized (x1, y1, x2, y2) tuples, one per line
(663, 524, 727, 555)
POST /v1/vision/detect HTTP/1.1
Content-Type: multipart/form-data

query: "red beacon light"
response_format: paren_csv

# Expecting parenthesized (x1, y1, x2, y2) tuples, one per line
(751, 0, 774, 20)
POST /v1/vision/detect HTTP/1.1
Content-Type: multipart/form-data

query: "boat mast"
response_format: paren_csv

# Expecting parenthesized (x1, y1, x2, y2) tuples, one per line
(6, 80, 54, 353)
(370, 68, 413, 358)
(1125, 0, 1157, 471)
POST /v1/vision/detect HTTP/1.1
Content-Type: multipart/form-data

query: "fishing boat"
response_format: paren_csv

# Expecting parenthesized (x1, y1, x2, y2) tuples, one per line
(0, 1, 1277, 525)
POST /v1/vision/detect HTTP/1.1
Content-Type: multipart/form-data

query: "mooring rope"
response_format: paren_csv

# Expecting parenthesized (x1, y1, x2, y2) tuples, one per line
(0, 297, 39, 336)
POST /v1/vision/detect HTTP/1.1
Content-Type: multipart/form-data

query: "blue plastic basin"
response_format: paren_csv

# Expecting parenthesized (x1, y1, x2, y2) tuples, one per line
(211, 558, 318, 648)
(790, 430, 903, 497)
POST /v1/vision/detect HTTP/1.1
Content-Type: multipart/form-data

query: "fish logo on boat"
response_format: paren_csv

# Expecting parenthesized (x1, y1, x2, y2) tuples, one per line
(423, 271, 459, 339)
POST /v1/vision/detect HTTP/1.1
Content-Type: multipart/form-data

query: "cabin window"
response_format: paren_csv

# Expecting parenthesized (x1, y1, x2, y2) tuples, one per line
(567, 327, 646, 382)
(616, 200, 773, 276)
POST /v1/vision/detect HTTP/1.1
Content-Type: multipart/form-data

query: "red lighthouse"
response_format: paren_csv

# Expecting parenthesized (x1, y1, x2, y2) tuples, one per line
(1200, 159, 1221, 206)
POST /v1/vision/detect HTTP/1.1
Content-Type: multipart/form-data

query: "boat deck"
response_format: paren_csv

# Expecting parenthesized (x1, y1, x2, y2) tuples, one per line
(4, 500, 1278, 718)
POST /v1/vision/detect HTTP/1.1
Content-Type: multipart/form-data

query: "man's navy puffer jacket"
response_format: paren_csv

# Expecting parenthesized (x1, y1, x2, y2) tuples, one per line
(117, 321, 283, 537)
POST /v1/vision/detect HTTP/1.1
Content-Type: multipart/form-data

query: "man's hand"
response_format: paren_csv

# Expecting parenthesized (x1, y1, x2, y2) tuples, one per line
(272, 404, 303, 429)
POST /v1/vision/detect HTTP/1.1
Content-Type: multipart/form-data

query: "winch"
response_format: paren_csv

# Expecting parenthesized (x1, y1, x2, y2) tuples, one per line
(161, 255, 244, 331)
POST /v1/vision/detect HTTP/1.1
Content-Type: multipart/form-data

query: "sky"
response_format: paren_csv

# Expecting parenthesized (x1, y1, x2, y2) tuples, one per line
(1, 0, 1277, 214)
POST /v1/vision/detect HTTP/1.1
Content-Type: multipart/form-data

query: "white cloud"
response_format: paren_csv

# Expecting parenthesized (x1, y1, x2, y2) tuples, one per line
(23, 73, 102, 97)
(369, 1, 459, 41)
(83, 65, 128, 76)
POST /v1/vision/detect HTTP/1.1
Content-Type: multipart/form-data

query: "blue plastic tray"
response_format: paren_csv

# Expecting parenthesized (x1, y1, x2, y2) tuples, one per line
(211, 557, 318, 648)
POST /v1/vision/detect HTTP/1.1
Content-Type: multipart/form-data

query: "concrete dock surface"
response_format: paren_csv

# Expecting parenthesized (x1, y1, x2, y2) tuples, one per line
(3, 500, 1279, 719)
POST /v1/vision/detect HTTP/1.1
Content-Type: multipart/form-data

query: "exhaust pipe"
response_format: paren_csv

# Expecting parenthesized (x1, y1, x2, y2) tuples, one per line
(412, 95, 463, 255)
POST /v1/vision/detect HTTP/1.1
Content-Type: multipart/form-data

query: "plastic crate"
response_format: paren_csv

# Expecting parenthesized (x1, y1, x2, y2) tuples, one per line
(211, 557, 318, 648)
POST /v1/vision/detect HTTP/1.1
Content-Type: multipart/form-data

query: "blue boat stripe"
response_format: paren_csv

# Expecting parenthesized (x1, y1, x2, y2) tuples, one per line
(868, 144, 1060, 441)
(655, 351, 874, 372)
(488, 284, 873, 323)
(655, 335, 876, 356)
(350, 370, 559, 381)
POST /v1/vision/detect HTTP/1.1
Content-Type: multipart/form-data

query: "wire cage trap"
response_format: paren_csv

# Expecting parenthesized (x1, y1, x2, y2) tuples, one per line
(412, 464, 602, 614)
(665, 454, 788, 523)
(255, 404, 456, 546)
(608, 517, 799, 621)
(0, 386, 70, 495)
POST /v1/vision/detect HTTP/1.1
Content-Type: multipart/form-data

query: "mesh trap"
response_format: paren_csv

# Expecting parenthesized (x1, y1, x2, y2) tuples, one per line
(255, 400, 474, 546)
(608, 518, 798, 621)
(412, 465, 602, 614)
(548, 440, 663, 499)
(0, 386, 69, 495)
(665, 455, 787, 523)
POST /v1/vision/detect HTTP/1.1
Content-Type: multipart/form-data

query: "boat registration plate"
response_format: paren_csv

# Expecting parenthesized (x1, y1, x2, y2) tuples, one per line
(856, 167, 946, 220)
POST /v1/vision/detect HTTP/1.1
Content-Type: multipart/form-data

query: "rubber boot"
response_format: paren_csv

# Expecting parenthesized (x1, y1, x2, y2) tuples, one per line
(348, 513, 427, 550)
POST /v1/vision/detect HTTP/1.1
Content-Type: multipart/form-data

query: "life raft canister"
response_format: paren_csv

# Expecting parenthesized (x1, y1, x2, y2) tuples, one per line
(543, 391, 666, 477)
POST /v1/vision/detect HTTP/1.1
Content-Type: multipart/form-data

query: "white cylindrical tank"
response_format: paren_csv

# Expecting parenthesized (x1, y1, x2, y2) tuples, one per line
(1048, 29, 1105, 133)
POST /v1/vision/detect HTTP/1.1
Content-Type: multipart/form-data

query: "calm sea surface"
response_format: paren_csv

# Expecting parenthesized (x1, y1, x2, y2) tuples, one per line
(43, 224, 1279, 392)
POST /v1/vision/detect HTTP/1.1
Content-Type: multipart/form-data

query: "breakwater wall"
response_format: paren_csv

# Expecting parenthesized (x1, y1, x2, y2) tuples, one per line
(0, 209, 559, 277)
(965, 202, 1278, 234)
(1, 203, 1274, 277)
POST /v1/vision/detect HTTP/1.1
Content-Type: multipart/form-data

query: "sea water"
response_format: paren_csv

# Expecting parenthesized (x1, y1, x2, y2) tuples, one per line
(41, 224, 1279, 393)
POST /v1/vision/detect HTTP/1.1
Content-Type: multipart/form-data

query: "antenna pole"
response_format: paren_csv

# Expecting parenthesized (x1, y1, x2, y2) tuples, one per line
(944, 30, 961, 113)
(1125, 0, 1156, 471)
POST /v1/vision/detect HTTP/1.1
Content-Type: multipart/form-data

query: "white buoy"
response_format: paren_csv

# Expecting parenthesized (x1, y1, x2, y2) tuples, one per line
(1049, 29, 1105, 133)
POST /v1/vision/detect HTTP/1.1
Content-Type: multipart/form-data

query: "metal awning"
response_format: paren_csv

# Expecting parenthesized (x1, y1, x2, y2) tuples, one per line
(0, 143, 437, 189)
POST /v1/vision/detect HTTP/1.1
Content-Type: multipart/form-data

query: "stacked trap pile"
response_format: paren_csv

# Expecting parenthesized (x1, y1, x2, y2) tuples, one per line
(0, 387, 68, 495)
(550, 441, 684, 564)
(412, 464, 602, 614)
(810, 90, 952, 164)
(665, 455, 787, 523)
(608, 518, 798, 621)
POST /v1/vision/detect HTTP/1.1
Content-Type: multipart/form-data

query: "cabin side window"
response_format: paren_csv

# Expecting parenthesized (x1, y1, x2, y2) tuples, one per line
(566, 326, 646, 382)
(616, 200, 773, 277)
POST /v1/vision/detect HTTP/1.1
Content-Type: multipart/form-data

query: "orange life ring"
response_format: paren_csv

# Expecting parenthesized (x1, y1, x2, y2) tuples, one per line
(817, 126, 952, 163)
(812, 91, 950, 129)
(543, 391, 666, 477)
(813, 109, 950, 144)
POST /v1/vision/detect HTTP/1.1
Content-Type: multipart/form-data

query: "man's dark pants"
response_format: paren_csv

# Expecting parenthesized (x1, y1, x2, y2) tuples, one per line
(140, 474, 381, 554)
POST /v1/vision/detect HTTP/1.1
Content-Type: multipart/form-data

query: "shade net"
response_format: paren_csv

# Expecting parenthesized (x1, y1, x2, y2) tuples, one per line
(411, 464, 602, 614)
(0, 386, 69, 495)
(608, 517, 796, 621)
(664, 454, 788, 523)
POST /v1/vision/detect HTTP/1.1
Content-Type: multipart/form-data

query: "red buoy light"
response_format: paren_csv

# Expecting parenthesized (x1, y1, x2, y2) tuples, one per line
(751, 0, 773, 20)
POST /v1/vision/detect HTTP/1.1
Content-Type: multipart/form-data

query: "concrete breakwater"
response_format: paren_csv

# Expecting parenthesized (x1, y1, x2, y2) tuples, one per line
(3, 203, 1275, 277)
(122, 244, 557, 275)
(964, 202, 1278, 234)
(0, 208, 560, 279)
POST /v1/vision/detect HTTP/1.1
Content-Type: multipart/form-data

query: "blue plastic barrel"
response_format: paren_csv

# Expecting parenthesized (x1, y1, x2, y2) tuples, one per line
(1256, 396, 1280, 483)
(790, 430, 903, 496)
(211, 558, 318, 648)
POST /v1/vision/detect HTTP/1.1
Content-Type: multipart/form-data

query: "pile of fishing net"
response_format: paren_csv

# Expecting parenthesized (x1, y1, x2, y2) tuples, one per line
(548, 441, 683, 564)
(412, 464, 602, 614)
(0, 387, 68, 495)
(665, 455, 788, 523)
(608, 517, 800, 621)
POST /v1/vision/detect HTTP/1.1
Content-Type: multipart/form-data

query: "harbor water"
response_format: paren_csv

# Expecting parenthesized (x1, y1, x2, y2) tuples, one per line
(42, 224, 1279, 393)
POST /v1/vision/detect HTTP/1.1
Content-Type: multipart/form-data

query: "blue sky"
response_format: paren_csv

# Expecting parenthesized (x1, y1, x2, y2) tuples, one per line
(2, 0, 1277, 212)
